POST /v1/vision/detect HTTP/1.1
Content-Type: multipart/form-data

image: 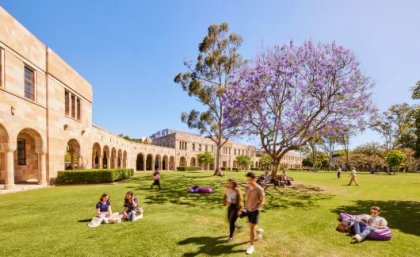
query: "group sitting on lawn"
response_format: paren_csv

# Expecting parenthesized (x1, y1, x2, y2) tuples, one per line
(337, 206, 392, 242)
(257, 170, 293, 187)
(88, 191, 143, 228)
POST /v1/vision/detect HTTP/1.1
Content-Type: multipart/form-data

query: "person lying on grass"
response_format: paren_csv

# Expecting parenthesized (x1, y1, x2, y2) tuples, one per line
(352, 206, 388, 243)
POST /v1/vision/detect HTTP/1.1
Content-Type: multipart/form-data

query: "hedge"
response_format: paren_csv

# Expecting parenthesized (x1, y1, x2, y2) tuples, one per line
(56, 168, 134, 185)
(177, 166, 201, 171)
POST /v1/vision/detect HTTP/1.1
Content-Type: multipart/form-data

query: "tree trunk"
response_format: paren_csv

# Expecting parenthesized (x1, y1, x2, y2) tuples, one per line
(214, 145, 222, 176)
(271, 158, 280, 176)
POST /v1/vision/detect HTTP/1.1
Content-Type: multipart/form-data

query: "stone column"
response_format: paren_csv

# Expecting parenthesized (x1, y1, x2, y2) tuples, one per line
(143, 158, 146, 171)
(36, 147, 47, 185)
(5, 143, 16, 189)
(99, 154, 103, 169)
(159, 159, 163, 171)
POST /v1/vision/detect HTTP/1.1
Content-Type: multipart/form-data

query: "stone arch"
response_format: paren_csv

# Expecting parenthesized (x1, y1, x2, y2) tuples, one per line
(102, 145, 110, 169)
(117, 149, 122, 168)
(190, 157, 196, 167)
(92, 143, 101, 169)
(155, 154, 161, 170)
(123, 151, 128, 168)
(15, 128, 45, 184)
(169, 156, 175, 170)
(111, 147, 116, 169)
(146, 154, 153, 171)
(0, 124, 9, 185)
(162, 155, 168, 170)
(179, 156, 187, 167)
(66, 139, 80, 170)
(136, 153, 145, 171)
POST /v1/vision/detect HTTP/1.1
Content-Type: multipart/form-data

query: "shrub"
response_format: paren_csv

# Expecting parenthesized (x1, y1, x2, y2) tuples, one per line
(177, 166, 201, 171)
(56, 168, 134, 185)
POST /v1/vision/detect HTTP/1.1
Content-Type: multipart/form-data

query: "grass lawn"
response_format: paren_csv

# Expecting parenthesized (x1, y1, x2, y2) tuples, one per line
(0, 171, 419, 257)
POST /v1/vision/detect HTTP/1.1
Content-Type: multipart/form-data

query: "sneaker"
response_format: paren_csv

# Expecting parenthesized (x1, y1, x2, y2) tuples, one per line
(226, 237, 233, 243)
(246, 245, 255, 255)
(354, 234, 363, 242)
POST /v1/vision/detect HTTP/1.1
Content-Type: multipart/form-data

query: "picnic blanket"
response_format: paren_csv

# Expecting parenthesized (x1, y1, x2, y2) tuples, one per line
(88, 212, 123, 228)
(338, 213, 392, 240)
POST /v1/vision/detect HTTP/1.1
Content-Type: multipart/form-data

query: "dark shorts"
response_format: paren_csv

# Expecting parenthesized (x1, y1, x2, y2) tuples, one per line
(240, 210, 260, 224)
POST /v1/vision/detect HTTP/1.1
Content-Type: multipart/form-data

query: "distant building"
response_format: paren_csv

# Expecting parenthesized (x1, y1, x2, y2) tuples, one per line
(0, 7, 302, 189)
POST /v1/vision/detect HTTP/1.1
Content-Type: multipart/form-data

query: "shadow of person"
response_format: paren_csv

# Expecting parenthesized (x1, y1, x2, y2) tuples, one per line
(178, 236, 247, 256)
(332, 200, 420, 237)
(77, 218, 92, 223)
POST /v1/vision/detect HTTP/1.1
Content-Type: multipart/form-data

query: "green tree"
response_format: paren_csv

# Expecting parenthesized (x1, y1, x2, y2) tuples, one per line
(303, 151, 329, 170)
(411, 81, 420, 157)
(385, 150, 407, 174)
(235, 155, 252, 171)
(197, 151, 215, 170)
(174, 23, 244, 176)
(259, 153, 273, 170)
(353, 142, 386, 157)
(370, 103, 415, 150)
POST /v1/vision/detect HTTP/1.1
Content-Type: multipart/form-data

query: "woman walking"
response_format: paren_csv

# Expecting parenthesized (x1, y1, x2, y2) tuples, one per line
(223, 178, 244, 243)
(151, 166, 161, 189)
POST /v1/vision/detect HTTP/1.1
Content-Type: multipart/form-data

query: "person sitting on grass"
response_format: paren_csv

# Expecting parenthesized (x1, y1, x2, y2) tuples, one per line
(352, 206, 388, 243)
(279, 170, 291, 186)
(96, 193, 112, 218)
(122, 191, 140, 221)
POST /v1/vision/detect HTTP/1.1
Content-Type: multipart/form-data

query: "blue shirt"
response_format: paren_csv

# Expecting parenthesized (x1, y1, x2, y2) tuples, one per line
(96, 201, 110, 212)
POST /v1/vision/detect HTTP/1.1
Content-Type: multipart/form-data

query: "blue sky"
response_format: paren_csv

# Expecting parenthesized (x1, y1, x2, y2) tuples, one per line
(1, 0, 419, 149)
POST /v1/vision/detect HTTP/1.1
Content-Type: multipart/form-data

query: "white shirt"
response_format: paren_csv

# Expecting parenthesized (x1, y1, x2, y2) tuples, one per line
(226, 189, 237, 204)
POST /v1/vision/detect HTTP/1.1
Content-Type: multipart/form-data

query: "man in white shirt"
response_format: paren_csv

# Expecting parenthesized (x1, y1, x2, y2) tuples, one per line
(352, 206, 388, 242)
(348, 168, 359, 186)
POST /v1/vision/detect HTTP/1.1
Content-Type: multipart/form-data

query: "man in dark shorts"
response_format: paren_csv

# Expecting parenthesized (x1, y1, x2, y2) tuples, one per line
(239, 172, 265, 255)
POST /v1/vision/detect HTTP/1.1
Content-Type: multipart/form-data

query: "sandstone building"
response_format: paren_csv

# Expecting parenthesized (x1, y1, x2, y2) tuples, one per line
(0, 7, 302, 189)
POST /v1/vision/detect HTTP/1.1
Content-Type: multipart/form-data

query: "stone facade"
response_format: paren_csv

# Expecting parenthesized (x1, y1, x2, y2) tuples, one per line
(0, 7, 302, 188)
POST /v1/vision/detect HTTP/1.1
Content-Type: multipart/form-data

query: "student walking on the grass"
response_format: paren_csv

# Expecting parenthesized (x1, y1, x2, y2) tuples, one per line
(239, 172, 265, 255)
(337, 167, 342, 179)
(348, 167, 359, 186)
(151, 166, 161, 189)
(223, 178, 244, 243)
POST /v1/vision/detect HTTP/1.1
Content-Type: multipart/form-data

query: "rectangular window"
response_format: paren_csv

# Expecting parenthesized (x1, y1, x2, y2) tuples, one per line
(76, 97, 81, 120)
(205, 145, 208, 151)
(65, 90, 70, 115)
(17, 139, 26, 165)
(24, 66, 35, 100)
(192, 143, 195, 151)
(199, 144, 202, 151)
(71, 95, 76, 118)
(179, 141, 187, 150)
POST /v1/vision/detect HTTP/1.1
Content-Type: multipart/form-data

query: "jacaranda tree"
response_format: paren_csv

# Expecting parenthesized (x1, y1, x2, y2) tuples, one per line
(222, 40, 374, 171)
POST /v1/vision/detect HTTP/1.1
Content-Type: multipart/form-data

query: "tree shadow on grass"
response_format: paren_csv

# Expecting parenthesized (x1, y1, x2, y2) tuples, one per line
(332, 200, 420, 237)
(177, 236, 247, 256)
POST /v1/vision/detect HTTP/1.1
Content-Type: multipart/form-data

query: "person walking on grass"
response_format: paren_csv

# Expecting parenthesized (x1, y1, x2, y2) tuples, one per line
(151, 166, 161, 189)
(337, 167, 342, 179)
(239, 172, 265, 255)
(348, 167, 359, 186)
(223, 178, 244, 243)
